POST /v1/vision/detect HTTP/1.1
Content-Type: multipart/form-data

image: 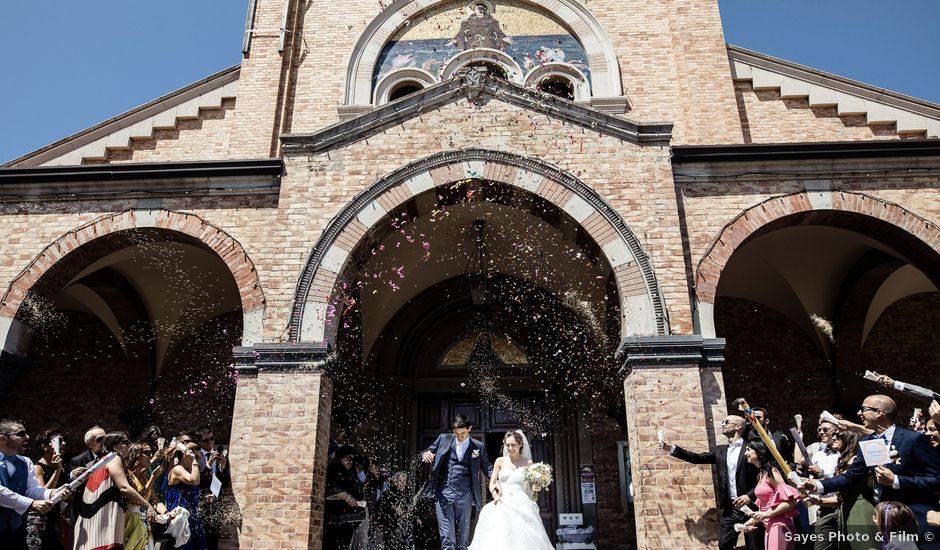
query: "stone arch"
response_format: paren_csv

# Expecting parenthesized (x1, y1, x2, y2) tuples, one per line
(439, 48, 525, 84)
(291, 148, 667, 343)
(0, 209, 266, 353)
(374, 68, 437, 106)
(343, 0, 623, 106)
(694, 190, 940, 337)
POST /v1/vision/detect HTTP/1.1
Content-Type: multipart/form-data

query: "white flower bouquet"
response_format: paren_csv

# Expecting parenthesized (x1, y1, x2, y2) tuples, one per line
(523, 462, 553, 501)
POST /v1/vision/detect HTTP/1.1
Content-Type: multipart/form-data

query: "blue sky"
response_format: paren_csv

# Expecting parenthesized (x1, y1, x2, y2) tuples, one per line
(1, 1, 937, 163)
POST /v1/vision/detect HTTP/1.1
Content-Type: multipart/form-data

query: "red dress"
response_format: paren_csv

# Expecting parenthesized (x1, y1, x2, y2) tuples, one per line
(754, 476, 800, 550)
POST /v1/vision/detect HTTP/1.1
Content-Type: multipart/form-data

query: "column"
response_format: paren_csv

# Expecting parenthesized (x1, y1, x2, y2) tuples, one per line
(619, 335, 726, 550)
(228, 343, 333, 550)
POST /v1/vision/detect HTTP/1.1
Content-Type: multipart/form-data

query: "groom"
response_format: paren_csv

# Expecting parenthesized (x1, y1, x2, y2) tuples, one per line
(421, 414, 493, 550)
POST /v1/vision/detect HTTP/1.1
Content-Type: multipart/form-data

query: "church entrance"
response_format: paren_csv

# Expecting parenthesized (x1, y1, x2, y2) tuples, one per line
(321, 176, 638, 546)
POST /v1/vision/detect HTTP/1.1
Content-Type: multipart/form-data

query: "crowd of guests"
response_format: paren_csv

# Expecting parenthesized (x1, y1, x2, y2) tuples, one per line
(324, 428, 439, 550)
(0, 420, 233, 550)
(662, 371, 940, 550)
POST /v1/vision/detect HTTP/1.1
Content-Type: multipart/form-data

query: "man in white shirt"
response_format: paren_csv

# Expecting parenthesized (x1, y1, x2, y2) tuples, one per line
(0, 419, 56, 550)
(801, 420, 840, 550)
(662, 415, 763, 550)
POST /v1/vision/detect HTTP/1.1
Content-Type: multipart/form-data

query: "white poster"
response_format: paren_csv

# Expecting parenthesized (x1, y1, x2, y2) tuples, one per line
(859, 439, 891, 467)
(580, 482, 596, 504)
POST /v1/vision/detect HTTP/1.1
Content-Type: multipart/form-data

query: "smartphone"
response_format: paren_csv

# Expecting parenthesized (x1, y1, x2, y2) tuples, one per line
(52, 436, 62, 456)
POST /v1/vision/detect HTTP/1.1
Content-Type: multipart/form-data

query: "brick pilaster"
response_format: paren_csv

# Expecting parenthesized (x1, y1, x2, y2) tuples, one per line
(619, 336, 726, 550)
(228, 343, 332, 550)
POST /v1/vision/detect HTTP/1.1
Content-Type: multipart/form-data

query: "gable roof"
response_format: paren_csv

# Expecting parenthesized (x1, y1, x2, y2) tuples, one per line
(5, 65, 240, 168)
(281, 68, 674, 154)
(728, 45, 940, 138)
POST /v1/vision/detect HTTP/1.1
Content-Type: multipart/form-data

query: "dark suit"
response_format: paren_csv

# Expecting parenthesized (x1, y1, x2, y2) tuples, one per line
(67, 449, 96, 472)
(820, 426, 940, 548)
(424, 434, 493, 550)
(197, 449, 232, 550)
(671, 441, 764, 550)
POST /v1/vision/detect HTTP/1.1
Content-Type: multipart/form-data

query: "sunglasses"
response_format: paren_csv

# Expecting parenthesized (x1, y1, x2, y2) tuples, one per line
(200, 437, 214, 443)
(859, 406, 882, 413)
(817, 427, 832, 433)
(95, 436, 105, 443)
(4, 430, 27, 438)
(142, 450, 153, 456)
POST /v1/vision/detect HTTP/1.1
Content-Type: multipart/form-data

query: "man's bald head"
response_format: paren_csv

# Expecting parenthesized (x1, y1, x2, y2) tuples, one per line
(859, 394, 897, 430)
(869, 395, 897, 421)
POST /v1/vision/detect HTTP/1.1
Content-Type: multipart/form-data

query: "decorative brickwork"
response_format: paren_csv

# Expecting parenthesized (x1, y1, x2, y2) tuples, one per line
(0, 209, 264, 321)
(290, 149, 670, 343)
(695, 190, 940, 306)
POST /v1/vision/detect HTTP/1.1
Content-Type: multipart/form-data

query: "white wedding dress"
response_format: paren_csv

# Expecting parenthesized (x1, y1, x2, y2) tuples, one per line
(468, 463, 554, 550)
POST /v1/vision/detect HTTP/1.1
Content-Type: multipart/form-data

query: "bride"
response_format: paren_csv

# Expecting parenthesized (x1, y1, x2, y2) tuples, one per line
(468, 430, 554, 550)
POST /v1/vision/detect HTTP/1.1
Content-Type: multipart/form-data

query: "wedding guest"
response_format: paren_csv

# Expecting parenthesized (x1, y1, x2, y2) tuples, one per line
(803, 395, 940, 549)
(872, 371, 939, 403)
(165, 442, 205, 550)
(68, 426, 105, 477)
(194, 426, 229, 550)
(662, 415, 763, 550)
(799, 419, 840, 550)
(926, 418, 939, 449)
(806, 429, 877, 550)
(372, 472, 411, 550)
(73, 432, 154, 550)
(125, 442, 164, 550)
(872, 501, 920, 550)
(328, 428, 347, 462)
(26, 428, 66, 550)
(0, 419, 56, 550)
(748, 408, 794, 465)
(324, 445, 365, 550)
(742, 440, 800, 550)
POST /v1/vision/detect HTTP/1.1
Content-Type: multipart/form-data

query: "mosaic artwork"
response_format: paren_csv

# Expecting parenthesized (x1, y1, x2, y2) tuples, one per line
(374, 0, 591, 85)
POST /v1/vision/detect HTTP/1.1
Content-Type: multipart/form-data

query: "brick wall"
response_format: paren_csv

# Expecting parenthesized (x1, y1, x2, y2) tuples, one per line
(623, 364, 719, 550)
(717, 297, 837, 437)
(0, 309, 242, 456)
(273, 98, 694, 334)
(229, 370, 333, 550)
(1, 310, 148, 451)
(733, 83, 903, 143)
(858, 292, 940, 421)
(99, 99, 237, 164)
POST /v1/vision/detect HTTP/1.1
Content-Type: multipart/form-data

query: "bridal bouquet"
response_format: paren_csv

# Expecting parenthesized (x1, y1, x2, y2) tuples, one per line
(523, 462, 553, 501)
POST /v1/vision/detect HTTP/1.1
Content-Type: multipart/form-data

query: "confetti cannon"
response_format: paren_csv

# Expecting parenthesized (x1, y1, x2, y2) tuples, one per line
(734, 398, 803, 486)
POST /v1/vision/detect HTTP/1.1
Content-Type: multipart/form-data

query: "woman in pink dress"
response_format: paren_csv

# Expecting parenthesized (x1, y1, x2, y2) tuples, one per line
(742, 439, 801, 550)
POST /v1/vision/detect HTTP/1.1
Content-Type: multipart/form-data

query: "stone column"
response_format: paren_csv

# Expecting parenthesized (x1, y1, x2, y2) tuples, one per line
(619, 335, 726, 550)
(228, 343, 332, 550)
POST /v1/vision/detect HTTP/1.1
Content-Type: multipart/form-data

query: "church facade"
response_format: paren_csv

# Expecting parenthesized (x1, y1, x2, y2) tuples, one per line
(1, 1, 938, 549)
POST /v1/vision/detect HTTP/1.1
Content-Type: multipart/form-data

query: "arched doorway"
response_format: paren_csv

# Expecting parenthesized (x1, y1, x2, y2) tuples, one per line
(0, 213, 259, 445)
(699, 196, 940, 434)
(291, 150, 666, 547)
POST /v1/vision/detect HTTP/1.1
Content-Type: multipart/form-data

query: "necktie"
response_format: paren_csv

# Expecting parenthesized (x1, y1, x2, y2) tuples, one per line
(0, 455, 13, 478)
